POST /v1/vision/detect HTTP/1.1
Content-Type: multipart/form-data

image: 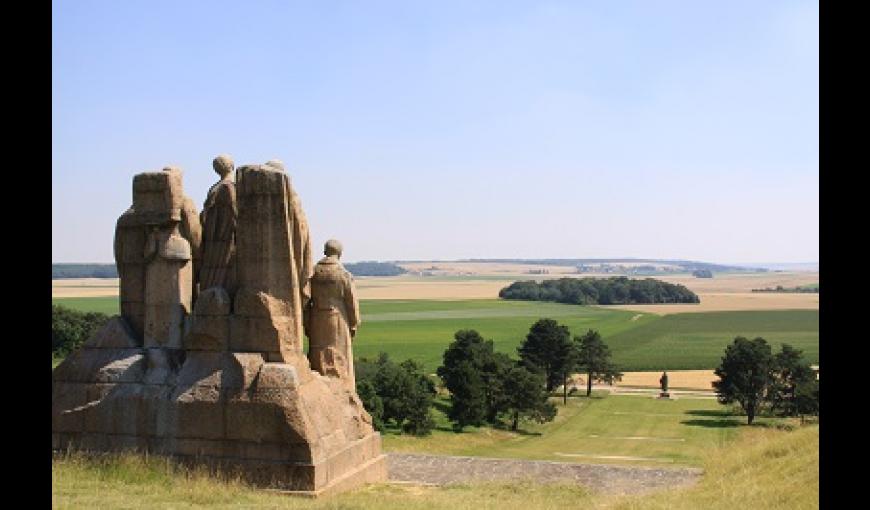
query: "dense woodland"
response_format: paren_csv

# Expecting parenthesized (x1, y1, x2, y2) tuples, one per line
(52, 264, 118, 279)
(499, 277, 700, 305)
(53, 262, 407, 278)
(344, 261, 407, 277)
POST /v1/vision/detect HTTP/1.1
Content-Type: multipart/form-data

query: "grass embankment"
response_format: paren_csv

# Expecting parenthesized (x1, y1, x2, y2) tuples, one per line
(607, 424, 819, 509)
(52, 424, 818, 509)
(52, 298, 819, 372)
(384, 394, 774, 467)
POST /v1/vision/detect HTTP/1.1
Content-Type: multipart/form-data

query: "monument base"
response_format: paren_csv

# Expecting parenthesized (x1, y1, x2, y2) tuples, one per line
(52, 319, 387, 495)
(657, 392, 672, 399)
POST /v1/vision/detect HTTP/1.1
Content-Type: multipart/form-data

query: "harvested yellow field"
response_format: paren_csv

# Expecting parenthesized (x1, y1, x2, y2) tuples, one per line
(606, 292, 819, 315)
(52, 278, 120, 298)
(355, 277, 510, 300)
(615, 370, 717, 391)
(51, 265, 819, 315)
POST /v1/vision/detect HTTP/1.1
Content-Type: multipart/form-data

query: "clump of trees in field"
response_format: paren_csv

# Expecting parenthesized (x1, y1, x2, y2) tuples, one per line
(498, 277, 699, 305)
(518, 319, 621, 403)
(52, 304, 109, 357)
(692, 269, 713, 278)
(437, 329, 556, 431)
(714, 337, 819, 425)
(355, 353, 436, 435)
(344, 261, 407, 276)
(435, 320, 621, 431)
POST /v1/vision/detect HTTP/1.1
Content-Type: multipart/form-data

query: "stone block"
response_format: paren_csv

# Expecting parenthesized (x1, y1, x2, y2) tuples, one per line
(185, 315, 229, 351)
(83, 316, 141, 349)
(229, 315, 295, 353)
(176, 398, 224, 440)
(194, 287, 231, 315)
(224, 400, 284, 443)
(53, 348, 144, 384)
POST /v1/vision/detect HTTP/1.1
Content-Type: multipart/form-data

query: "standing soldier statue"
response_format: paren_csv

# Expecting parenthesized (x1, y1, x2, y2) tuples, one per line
(659, 370, 670, 399)
(305, 239, 361, 389)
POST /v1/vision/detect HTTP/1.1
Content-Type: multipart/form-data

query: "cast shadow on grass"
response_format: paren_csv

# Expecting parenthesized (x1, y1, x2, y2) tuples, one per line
(432, 399, 451, 416)
(681, 418, 741, 428)
(684, 409, 736, 418)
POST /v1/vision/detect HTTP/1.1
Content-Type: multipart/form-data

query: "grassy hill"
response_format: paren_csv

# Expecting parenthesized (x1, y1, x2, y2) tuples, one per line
(52, 410, 818, 509)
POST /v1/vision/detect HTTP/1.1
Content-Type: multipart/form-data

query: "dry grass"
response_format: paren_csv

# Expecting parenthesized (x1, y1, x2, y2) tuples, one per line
(52, 278, 121, 298)
(615, 370, 717, 391)
(52, 425, 818, 509)
(602, 425, 819, 509)
(605, 292, 819, 315)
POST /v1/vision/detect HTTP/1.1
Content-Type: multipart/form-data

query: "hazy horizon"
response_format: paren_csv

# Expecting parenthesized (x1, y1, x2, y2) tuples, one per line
(53, 1, 818, 265)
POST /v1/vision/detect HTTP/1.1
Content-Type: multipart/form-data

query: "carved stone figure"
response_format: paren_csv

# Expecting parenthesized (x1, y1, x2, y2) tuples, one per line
(114, 208, 148, 340)
(231, 162, 312, 360)
(198, 154, 238, 297)
(306, 240, 361, 388)
(165, 167, 202, 298)
(114, 167, 199, 341)
(265, 159, 313, 308)
(143, 220, 193, 349)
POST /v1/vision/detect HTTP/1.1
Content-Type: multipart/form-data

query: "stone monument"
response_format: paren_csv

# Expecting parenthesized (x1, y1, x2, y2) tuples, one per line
(306, 239, 361, 390)
(52, 157, 387, 496)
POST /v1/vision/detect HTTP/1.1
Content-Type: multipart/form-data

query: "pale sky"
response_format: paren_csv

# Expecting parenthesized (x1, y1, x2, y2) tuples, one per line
(52, 0, 818, 264)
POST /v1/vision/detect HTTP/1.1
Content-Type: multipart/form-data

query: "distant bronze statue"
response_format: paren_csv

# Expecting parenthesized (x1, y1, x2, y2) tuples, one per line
(198, 154, 238, 297)
(306, 239, 360, 388)
(659, 371, 670, 398)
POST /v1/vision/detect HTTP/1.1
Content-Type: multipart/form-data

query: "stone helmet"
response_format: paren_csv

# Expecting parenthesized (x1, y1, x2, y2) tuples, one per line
(324, 239, 343, 257)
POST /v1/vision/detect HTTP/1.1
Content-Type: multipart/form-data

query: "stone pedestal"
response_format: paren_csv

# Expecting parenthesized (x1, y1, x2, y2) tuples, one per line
(52, 320, 385, 495)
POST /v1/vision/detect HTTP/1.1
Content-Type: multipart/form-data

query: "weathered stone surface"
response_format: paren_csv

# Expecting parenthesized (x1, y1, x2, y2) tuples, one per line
(82, 316, 140, 349)
(307, 240, 360, 390)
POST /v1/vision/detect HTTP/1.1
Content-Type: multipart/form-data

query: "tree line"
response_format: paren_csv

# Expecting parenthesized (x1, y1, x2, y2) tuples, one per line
(52, 264, 118, 279)
(344, 261, 407, 277)
(751, 285, 819, 293)
(499, 277, 699, 305)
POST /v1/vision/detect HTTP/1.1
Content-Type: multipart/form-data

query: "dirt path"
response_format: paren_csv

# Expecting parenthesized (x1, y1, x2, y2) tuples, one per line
(387, 453, 702, 495)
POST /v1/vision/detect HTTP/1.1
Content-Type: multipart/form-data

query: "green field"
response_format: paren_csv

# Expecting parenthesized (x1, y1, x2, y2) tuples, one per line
(52, 297, 819, 372)
(383, 393, 761, 467)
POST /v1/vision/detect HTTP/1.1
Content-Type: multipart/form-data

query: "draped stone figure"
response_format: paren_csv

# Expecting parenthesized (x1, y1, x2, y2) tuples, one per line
(265, 159, 313, 308)
(143, 220, 193, 349)
(231, 162, 313, 360)
(198, 154, 238, 297)
(306, 239, 361, 389)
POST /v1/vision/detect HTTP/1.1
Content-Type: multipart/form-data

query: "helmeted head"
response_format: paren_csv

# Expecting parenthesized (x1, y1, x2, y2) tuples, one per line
(264, 159, 285, 171)
(324, 239, 343, 258)
(213, 154, 234, 178)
